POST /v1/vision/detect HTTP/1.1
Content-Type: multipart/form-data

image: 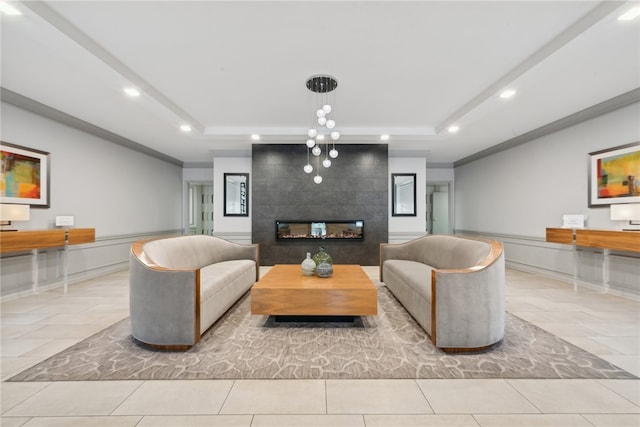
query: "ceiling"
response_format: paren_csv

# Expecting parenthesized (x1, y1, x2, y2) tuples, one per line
(1, 1, 639, 167)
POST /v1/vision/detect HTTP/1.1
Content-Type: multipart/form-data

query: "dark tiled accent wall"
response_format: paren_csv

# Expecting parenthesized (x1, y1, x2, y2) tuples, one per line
(252, 144, 388, 266)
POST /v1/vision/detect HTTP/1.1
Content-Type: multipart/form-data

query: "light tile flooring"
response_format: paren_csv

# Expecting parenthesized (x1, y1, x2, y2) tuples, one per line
(1, 267, 639, 426)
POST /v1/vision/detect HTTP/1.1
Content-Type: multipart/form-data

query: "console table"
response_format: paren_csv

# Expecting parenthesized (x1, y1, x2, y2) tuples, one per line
(0, 228, 95, 293)
(546, 227, 639, 291)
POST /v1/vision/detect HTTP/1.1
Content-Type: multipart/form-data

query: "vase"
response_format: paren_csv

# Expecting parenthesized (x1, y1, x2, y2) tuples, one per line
(312, 246, 333, 267)
(316, 260, 333, 278)
(301, 252, 316, 276)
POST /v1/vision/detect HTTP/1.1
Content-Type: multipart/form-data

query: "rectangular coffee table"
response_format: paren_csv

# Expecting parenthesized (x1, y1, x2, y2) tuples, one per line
(250, 264, 377, 317)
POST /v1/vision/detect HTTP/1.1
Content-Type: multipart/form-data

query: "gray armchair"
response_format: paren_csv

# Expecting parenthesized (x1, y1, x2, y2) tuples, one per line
(380, 235, 505, 352)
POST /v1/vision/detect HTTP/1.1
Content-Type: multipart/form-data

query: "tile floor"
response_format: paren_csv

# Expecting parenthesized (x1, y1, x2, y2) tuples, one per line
(1, 267, 639, 426)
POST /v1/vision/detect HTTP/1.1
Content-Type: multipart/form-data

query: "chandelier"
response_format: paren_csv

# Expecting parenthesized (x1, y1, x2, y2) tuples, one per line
(303, 74, 340, 184)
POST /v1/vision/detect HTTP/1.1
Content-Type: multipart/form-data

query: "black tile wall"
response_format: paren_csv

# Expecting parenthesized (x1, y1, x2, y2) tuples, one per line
(252, 144, 388, 265)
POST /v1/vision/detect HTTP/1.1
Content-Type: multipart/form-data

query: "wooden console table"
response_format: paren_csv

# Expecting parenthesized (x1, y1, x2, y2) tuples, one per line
(0, 228, 96, 293)
(546, 228, 639, 252)
(546, 227, 639, 291)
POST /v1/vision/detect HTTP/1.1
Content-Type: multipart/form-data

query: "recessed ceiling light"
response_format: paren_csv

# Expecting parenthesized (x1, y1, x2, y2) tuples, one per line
(618, 6, 640, 21)
(499, 89, 516, 99)
(123, 87, 140, 97)
(317, 134, 325, 141)
(0, 2, 22, 15)
(250, 134, 260, 141)
(380, 134, 390, 141)
(180, 124, 192, 133)
(448, 125, 460, 133)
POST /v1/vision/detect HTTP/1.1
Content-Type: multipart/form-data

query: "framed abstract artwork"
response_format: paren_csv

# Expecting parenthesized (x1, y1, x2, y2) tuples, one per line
(588, 142, 639, 207)
(0, 142, 50, 207)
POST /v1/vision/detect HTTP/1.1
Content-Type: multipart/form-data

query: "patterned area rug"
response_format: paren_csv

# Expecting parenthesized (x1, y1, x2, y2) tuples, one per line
(9, 284, 636, 381)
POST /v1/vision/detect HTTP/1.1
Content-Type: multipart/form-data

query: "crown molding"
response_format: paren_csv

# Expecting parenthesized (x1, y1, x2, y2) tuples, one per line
(1, 87, 184, 167)
(454, 88, 640, 167)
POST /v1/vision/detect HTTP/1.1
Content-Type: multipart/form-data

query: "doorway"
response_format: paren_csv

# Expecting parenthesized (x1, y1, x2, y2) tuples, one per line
(426, 183, 451, 234)
(188, 183, 214, 235)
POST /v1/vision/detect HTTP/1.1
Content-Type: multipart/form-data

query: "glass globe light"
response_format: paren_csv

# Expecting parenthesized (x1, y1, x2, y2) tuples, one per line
(322, 104, 332, 114)
(304, 163, 313, 174)
(316, 109, 325, 118)
(306, 139, 315, 148)
(326, 119, 335, 129)
(312, 146, 321, 156)
(330, 131, 340, 140)
(329, 148, 339, 158)
(314, 175, 323, 184)
(307, 128, 317, 138)
(323, 158, 332, 168)
(317, 117, 327, 126)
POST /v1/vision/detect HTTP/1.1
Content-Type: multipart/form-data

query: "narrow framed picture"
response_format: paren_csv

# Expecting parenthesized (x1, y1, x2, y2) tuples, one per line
(224, 173, 249, 216)
(392, 173, 416, 216)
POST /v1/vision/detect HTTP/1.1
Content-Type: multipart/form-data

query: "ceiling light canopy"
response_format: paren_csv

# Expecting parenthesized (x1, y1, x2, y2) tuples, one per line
(618, 6, 640, 21)
(304, 75, 340, 184)
(0, 1, 21, 15)
(500, 89, 516, 99)
(123, 87, 140, 97)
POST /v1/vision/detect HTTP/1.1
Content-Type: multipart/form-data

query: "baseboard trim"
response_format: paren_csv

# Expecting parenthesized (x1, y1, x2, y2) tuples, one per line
(506, 260, 640, 302)
(0, 262, 128, 302)
(0, 230, 180, 301)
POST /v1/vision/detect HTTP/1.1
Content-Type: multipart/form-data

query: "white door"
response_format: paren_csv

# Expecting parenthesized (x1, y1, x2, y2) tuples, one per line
(432, 191, 449, 234)
(202, 185, 214, 235)
(188, 183, 214, 235)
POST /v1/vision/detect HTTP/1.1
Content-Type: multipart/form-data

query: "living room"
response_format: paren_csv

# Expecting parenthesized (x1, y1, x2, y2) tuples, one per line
(1, 1, 639, 426)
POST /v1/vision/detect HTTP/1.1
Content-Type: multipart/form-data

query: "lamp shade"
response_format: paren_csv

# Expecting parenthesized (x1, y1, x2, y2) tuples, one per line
(0, 204, 30, 221)
(610, 203, 640, 221)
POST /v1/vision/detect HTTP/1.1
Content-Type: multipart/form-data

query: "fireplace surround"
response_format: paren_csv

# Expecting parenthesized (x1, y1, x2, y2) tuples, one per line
(252, 144, 388, 265)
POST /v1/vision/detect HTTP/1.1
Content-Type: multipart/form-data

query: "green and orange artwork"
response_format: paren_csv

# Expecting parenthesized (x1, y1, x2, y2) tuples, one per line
(597, 150, 640, 199)
(0, 149, 41, 200)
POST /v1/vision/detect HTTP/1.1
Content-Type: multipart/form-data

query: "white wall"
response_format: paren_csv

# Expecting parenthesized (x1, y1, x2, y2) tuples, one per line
(1, 103, 183, 236)
(388, 157, 426, 242)
(183, 167, 213, 183)
(454, 103, 640, 297)
(426, 167, 454, 182)
(455, 103, 640, 237)
(1, 103, 183, 297)
(213, 156, 252, 243)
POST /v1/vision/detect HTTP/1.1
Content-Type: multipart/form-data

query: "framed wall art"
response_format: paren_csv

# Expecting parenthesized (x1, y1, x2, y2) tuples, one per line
(588, 142, 639, 207)
(224, 173, 249, 216)
(1, 142, 50, 207)
(392, 173, 416, 216)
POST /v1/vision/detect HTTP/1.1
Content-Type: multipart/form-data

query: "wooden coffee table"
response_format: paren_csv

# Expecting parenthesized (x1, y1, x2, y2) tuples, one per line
(250, 264, 377, 317)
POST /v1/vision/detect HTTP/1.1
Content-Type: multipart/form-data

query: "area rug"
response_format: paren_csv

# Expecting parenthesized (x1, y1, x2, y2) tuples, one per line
(9, 283, 636, 381)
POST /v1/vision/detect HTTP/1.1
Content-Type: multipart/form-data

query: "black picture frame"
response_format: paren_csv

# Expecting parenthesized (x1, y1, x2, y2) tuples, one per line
(223, 173, 249, 216)
(392, 173, 416, 216)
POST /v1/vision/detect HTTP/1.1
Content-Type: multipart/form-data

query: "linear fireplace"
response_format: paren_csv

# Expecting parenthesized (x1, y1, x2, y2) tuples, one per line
(276, 220, 364, 240)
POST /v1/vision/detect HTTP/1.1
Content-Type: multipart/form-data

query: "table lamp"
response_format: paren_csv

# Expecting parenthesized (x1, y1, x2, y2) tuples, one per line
(610, 203, 640, 231)
(0, 204, 30, 231)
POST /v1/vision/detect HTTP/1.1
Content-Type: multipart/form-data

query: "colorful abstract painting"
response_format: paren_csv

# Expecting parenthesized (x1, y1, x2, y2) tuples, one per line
(0, 143, 50, 207)
(589, 143, 640, 206)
